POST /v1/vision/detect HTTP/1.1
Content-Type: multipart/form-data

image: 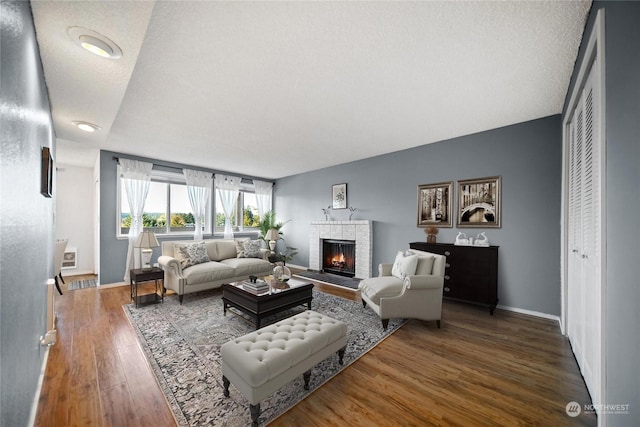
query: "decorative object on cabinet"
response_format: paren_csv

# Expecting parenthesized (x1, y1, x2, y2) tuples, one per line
(454, 231, 469, 246)
(410, 242, 499, 314)
(425, 225, 439, 244)
(417, 181, 453, 227)
(475, 232, 489, 247)
(332, 183, 347, 209)
(456, 176, 501, 228)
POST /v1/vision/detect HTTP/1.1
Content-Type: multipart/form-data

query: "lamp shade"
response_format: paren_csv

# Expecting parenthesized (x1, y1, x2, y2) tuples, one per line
(265, 229, 280, 241)
(135, 231, 159, 249)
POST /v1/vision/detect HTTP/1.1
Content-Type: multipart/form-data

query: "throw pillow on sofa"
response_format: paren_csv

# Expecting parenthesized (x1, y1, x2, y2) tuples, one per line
(175, 241, 210, 269)
(391, 250, 418, 280)
(236, 239, 262, 258)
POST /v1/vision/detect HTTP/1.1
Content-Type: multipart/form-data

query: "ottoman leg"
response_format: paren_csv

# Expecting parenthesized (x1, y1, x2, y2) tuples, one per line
(337, 346, 346, 365)
(222, 375, 230, 397)
(250, 403, 260, 426)
(303, 370, 311, 390)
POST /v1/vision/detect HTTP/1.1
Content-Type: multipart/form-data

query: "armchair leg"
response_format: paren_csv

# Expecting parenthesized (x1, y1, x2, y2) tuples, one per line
(178, 294, 184, 304)
(54, 276, 63, 296)
(381, 319, 389, 331)
(58, 272, 65, 284)
(436, 320, 441, 329)
(362, 300, 366, 308)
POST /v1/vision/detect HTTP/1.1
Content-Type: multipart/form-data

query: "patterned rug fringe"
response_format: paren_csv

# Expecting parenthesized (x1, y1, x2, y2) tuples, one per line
(123, 288, 405, 426)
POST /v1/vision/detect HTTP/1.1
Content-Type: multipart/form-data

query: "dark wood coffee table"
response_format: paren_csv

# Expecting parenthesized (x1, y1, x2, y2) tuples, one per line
(222, 277, 314, 329)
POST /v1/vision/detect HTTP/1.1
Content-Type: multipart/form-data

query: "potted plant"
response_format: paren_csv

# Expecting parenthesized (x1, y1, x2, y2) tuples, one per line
(258, 211, 289, 243)
(425, 225, 439, 244)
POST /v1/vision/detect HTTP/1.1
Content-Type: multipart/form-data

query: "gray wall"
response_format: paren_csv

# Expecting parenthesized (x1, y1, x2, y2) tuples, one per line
(0, 1, 56, 425)
(99, 150, 271, 284)
(564, 2, 640, 424)
(275, 115, 562, 315)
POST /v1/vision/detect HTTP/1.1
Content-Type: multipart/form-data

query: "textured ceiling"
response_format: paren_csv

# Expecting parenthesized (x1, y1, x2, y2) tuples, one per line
(32, 1, 591, 179)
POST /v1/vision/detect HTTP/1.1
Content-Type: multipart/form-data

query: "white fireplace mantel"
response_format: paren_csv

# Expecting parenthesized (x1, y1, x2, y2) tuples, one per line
(309, 220, 372, 279)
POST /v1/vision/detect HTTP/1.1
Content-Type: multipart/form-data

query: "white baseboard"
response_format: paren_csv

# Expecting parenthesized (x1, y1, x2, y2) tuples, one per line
(287, 263, 307, 271)
(496, 303, 561, 325)
(28, 346, 50, 427)
(98, 282, 128, 289)
(62, 269, 94, 276)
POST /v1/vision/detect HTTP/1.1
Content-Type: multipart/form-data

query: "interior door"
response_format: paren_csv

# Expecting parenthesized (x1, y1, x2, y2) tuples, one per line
(567, 59, 601, 406)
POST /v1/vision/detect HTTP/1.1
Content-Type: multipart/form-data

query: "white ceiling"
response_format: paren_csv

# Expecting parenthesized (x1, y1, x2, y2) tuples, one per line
(32, 1, 591, 180)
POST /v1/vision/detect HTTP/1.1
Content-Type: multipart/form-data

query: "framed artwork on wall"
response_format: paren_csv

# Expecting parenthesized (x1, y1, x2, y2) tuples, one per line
(417, 181, 453, 227)
(332, 183, 347, 209)
(41, 146, 53, 198)
(456, 176, 501, 228)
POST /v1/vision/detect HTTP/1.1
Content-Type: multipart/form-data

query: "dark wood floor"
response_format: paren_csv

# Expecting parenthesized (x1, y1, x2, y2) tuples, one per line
(36, 274, 596, 426)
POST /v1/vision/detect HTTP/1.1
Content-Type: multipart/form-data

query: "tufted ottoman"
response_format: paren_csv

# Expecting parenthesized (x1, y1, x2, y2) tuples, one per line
(221, 310, 348, 426)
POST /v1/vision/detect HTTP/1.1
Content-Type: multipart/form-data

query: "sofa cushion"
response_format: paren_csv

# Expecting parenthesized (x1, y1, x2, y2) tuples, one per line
(220, 258, 272, 277)
(236, 239, 262, 258)
(205, 240, 219, 261)
(391, 251, 418, 280)
(215, 240, 238, 261)
(358, 276, 404, 305)
(174, 241, 210, 269)
(183, 261, 235, 285)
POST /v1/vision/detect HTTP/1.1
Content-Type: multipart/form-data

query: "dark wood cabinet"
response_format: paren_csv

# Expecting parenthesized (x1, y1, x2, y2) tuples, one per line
(410, 242, 499, 314)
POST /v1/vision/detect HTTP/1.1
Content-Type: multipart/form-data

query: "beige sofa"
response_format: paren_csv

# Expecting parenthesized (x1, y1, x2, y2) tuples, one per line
(158, 239, 273, 303)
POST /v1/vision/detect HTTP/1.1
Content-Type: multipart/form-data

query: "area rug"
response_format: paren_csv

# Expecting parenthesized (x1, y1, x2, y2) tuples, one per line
(293, 271, 361, 290)
(123, 289, 404, 426)
(66, 278, 97, 290)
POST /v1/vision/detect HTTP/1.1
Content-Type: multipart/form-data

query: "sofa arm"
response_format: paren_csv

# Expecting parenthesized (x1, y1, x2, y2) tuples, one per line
(404, 275, 444, 290)
(158, 255, 183, 276)
(260, 248, 270, 261)
(379, 263, 394, 277)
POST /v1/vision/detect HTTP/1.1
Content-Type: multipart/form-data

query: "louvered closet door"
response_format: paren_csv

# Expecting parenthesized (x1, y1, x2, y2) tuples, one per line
(567, 59, 601, 405)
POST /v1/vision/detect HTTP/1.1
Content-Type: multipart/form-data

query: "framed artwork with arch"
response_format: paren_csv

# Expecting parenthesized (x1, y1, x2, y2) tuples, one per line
(456, 176, 501, 228)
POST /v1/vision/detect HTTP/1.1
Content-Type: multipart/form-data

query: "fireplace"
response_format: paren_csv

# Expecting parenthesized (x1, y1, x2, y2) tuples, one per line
(322, 239, 356, 277)
(309, 221, 372, 279)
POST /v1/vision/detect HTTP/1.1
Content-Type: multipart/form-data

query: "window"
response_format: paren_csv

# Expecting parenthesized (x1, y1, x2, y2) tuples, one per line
(118, 168, 212, 237)
(214, 185, 266, 233)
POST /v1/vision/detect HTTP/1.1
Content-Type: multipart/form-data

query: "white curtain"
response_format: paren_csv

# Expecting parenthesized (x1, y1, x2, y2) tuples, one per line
(253, 179, 273, 218)
(183, 168, 213, 241)
(121, 159, 153, 283)
(215, 174, 241, 239)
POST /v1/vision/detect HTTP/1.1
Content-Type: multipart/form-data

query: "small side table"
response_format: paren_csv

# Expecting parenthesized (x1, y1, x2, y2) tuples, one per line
(130, 267, 164, 308)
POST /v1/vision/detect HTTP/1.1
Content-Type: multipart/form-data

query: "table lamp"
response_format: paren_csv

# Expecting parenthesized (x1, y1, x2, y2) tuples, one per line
(265, 229, 279, 253)
(135, 231, 159, 271)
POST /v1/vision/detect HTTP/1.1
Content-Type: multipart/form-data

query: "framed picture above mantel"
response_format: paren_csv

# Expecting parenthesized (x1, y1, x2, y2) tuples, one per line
(332, 183, 347, 209)
(417, 181, 453, 228)
(456, 176, 501, 228)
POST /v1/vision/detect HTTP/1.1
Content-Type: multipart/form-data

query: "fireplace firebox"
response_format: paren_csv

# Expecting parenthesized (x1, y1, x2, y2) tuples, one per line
(322, 239, 356, 278)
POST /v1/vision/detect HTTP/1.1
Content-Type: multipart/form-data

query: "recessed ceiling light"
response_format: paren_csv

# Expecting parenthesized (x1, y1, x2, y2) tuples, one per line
(72, 121, 102, 132)
(68, 26, 122, 59)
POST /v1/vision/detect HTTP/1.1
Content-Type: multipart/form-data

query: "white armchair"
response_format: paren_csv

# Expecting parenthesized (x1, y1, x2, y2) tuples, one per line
(358, 249, 446, 330)
(54, 239, 68, 295)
